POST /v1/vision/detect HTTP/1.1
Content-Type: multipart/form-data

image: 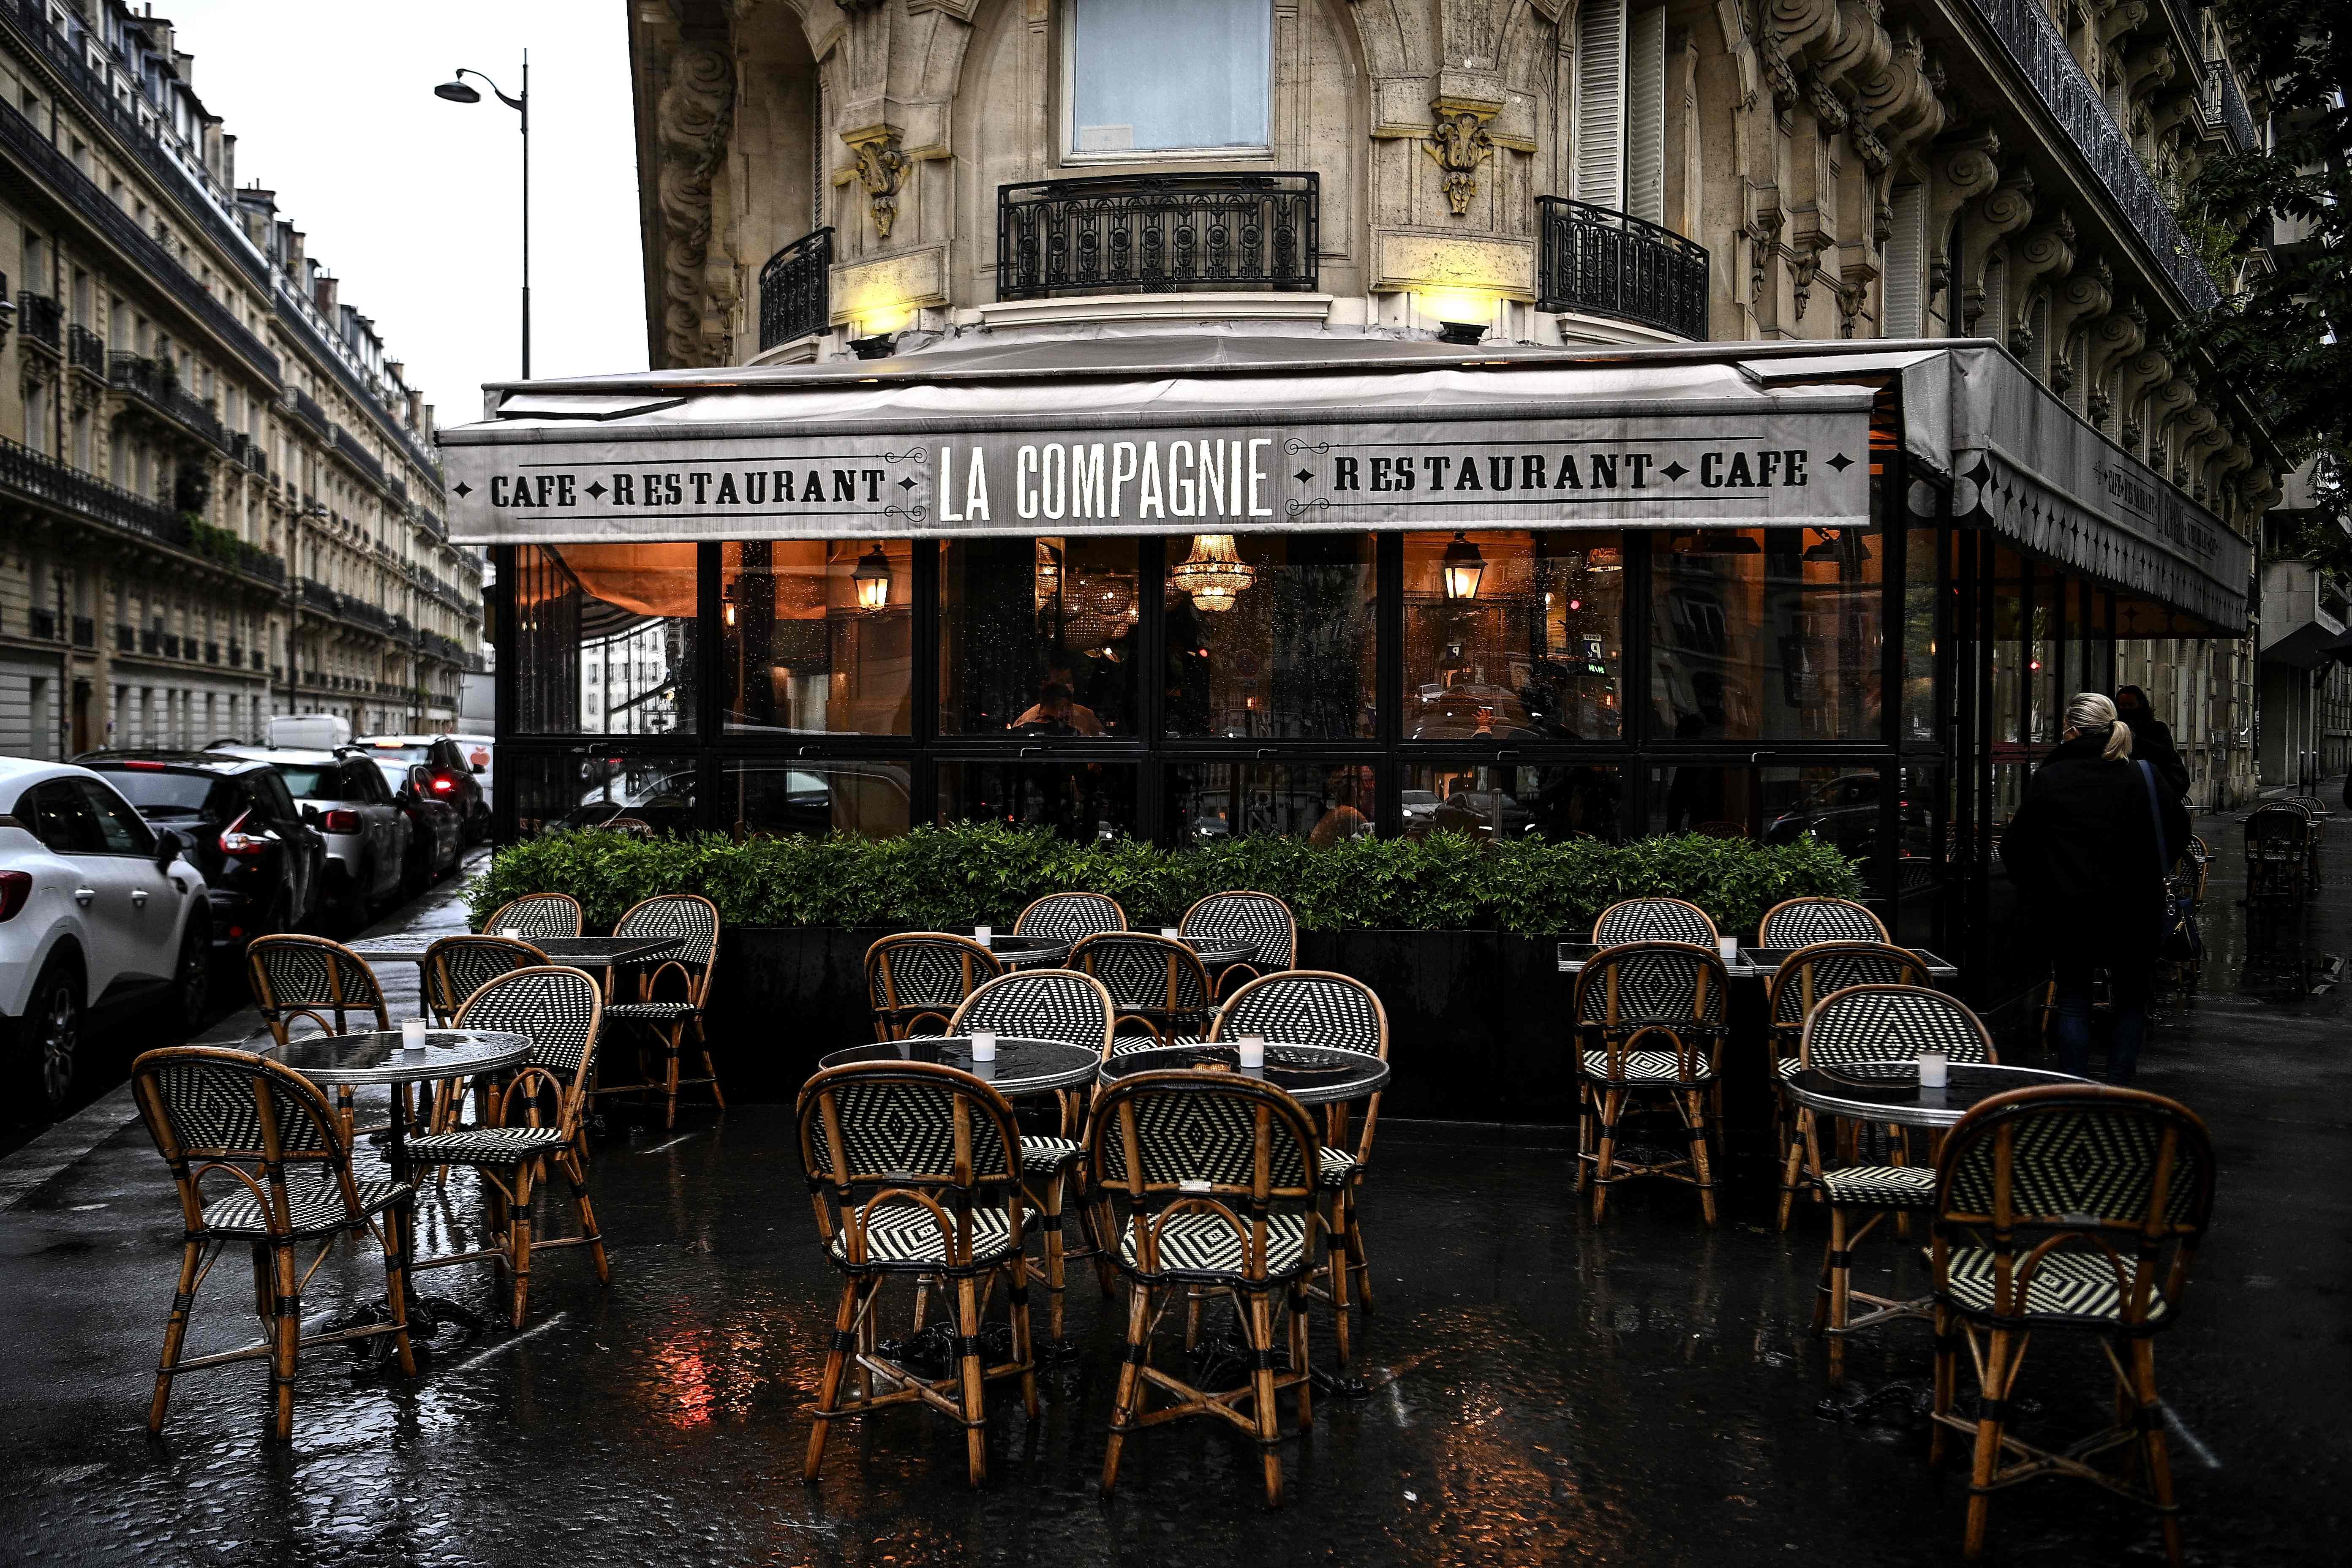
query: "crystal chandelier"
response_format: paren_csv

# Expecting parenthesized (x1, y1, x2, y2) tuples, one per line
(1170, 534, 1257, 612)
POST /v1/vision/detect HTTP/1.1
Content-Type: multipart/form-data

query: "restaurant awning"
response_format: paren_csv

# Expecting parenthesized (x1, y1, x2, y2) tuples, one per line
(438, 334, 2249, 633)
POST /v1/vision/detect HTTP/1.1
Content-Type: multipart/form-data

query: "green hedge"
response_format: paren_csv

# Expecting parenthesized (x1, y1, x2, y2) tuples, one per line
(467, 825, 1862, 938)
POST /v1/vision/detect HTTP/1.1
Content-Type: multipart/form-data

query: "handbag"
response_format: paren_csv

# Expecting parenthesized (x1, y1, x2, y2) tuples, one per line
(2139, 761, 2201, 963)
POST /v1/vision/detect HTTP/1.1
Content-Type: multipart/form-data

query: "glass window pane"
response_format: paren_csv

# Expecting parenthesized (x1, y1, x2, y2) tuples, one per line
(1650, 526, 1882, 742)
(513, 543, 697, 735)
(1647, 764, 1761, 838)
(1165, 533, 1374, 739)
(505, 751, 700, 838)
(716, 759, 910, 839)
(1990, 545, 2024, 748)
(1164, 762, 1374, 844)
(938, 761, 1138, 842)
(2029, 565, 2063, 743)
(1759, 765, 1881, 860)
(1405, 762, 1622, 842)
(1070, 0, 1269, 154)
(1902, 525, 1938, 744)
(1405, 530, 1624, 742)
(939, 536, 1140, 736)
(721, 540, 913, 735)
(1894, 762, 1944, 949)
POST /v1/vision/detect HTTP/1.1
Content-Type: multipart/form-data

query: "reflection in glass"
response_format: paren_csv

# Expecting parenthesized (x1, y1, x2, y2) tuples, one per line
(2029, 566, 2063, 743)
(507, 750, 698, 838)
(1405, 762, 1621, 842)
(1650, 526, 1882, 741)
(1164, 763, 1374, 844)
(941, 537, 1138, 735)
(1759, 765, 1889, 860)
(716, 759, 909, 838)
(1902, 525, 1938, 743)
(514, 544, 697, 735)
(938, 761, 1137, 841)
(1404, 530, 1623, 742)
(1650, 764, 1754, 838)
(1165, 533, 1374, 739)
(1895, 763, 1944, 948)
(721, 541, 912, 735)
(1990, 546, 2024, 747)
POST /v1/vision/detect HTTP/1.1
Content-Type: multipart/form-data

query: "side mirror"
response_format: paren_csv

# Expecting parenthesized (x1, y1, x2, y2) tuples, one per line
(301, 804, 322, 826)
(154, 827, 185, 870)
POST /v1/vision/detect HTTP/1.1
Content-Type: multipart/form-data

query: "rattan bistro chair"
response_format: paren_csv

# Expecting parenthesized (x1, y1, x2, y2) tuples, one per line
(404, 967, 612, 1329)
(947, 969, 1116, 1341)
(1797, 985, 1995, 1385)
(590, 893, 724, 1130)
(796, 1061, 1038, 1489)
(1014, 890, 1127, 944)
(1572, 942, 1729, 1225)
(866, 933, 1004, 1040)
(1213, 970, 1388, 1365)
(1768, 942, 1934, 1229)
(1929, 1085, 2216, 1565)
(2244, 805, 2312, 912)
(1758, 896, 1888, 948)
(1084, 1070, 1323, 1507)
(130, 1046, 417, 1441)
(1590, 896, 1720, 947)
(416, 935, 548, 1179)
(482, 892, 584, 940)
(1179, 890, 1298, 998)
(1072, 931, 1215, 1045)
(245, 934, 392, 1140)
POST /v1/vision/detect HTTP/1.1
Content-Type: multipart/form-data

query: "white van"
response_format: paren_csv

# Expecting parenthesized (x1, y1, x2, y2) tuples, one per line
(264, 714, 353, 751)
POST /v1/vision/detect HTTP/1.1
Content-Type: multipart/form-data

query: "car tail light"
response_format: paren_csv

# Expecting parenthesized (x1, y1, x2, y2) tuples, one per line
(0, 870, 30, 922)
(321, 809, 361, 833)
(123, 760, 165, 771)
(430, 776, 454, 792)
(219, 811, 270, 858)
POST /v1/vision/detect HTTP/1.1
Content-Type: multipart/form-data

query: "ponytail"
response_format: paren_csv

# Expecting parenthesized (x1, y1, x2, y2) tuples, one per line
(2102, 721, 2133, 762)
(2063, 691, 2133, 761)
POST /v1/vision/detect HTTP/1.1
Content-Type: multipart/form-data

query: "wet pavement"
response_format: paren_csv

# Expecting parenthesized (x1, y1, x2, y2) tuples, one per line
(0, 816, 2345, 1566)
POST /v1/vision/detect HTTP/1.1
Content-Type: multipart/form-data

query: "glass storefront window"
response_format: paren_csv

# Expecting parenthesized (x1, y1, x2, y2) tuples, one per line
(1902, 525, 1938, 744)
(506, 750, 699, 838)
(1650, 526, 1881, 742)
(2029, 565, 2063, 742)
(938, 760, 1138, 841)
(1989, 546, 2024, 748)
(513, 544, 697, 735)
(940, 537, 1140, 736)
(716, 758, 910, 838)
(1895, 763, 1944, 949)
(1405, 762, 1622, 842)
(721, 541, 913, 735)
(1405, 530, 1623, 742)
(1164, 762, 1374, 844)
(1164, 533, 1375, 739)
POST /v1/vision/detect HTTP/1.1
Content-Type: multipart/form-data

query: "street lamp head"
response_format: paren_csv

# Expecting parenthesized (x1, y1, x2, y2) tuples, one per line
(434, 78, 482, 103)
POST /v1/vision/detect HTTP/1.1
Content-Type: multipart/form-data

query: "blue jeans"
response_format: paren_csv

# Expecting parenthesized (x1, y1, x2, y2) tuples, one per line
(2052, 980, 2145, 1083)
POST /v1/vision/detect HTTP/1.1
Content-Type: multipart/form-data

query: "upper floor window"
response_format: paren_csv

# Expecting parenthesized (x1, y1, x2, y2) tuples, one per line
(1066, 0, 1270, 161)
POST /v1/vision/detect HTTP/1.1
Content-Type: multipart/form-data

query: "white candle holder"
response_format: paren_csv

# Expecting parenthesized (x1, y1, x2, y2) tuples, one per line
(1718, 936, 1741, 963)
(400, 1018, 429, 1059)
(1160, 927, 1181, 939)
(1237, 1034, 1266, 1070)
(1918, 1050, 1949, 1088)
(970, 1030, 998, 1062)
(974, 925, 994, 945)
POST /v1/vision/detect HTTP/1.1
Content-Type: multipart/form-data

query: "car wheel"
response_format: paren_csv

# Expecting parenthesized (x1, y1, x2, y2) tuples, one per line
(8, 955, 84, 1116)
(171, 917, 212, 1032)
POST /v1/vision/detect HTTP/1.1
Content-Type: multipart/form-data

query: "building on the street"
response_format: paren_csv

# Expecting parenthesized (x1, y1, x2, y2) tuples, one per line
(0, 0, 479, 760)
(2255, 455, 2352, 790)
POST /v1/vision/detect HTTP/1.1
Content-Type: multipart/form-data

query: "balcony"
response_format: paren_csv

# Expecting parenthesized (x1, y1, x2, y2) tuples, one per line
(140, 628, 160, 654)
(16, 291, 60, 351)
(66, 324, 104, 376)
(163, 634, 180, 659)
(331, 423, 387, 487)
(757, 227, 833, 351)
(997, 172, 1319, 302)
(0, 434, 188, 547)
(2204, 59, 2259, 155)
(2259, 558, 2352, 668)
(291, 387, 331, 438)
(109, 353, 229, 451)
(1535, 198, 1710, 342)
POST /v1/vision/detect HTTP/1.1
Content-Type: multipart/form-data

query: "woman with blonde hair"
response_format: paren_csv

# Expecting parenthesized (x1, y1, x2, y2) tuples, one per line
(2001, 692, 2190, 1082)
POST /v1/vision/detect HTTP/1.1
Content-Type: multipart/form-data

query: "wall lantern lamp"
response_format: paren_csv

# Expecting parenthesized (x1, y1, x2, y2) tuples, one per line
(1440, 531, 1486, 601)
(720, 582, 738, 627)
(852, 545, 892, 612)
(1171, 534, 1257, 612)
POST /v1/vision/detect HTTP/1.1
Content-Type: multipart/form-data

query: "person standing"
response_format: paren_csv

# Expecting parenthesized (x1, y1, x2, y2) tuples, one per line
(2001, 692, 2190, 1083)
(2114, 684, 2190, 800)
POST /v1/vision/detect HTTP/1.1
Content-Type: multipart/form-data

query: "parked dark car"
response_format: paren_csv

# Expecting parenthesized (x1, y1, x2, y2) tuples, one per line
(359, 735, 491, 842)
(1763, 772, 1927, 859)
(374, 760, 465, 894)
(75, 751, 327, 948)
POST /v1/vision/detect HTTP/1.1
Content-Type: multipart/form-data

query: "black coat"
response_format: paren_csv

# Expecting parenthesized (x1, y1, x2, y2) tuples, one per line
(2121, 710, 2191, 800)
(2001, 732, 2192, 987)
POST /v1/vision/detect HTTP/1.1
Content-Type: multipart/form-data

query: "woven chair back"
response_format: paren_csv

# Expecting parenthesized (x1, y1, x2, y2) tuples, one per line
(866, 934, 1003, 1037)
(422, 936, 547, 1027)
(245, 935, 388, 1043)
(1072, 933, 1214, 1016)
(1758, 896, 1887, 948)
(131, 1046, 367, 1244)
(615, 893, 721, 1003)
(1084, 1070, 1319, 1285)
(483, 892, 583, 939)
(1768, 943, 1931, 1033)
(1935, 1084, 2214, 1330)
(1574, 942, 1729, 1030)
(797, 1061, 1021, 1191)
(1179, 890, 1298, 971)
(1800, 983, 1994, 1073)
(1013, 891, 1127, 942)
(2245, 806, 2310, 854)
(1215, 970, 1387, 1058)
(452, 966, 606, 1111)
(1592, 897, 1719, 946)
(949, 969, 1116, 1056)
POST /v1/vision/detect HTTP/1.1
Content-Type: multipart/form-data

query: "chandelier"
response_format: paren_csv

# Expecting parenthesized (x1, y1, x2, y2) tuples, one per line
(1171, 534, 1257, 612)
(1062, 571, 1135, 648)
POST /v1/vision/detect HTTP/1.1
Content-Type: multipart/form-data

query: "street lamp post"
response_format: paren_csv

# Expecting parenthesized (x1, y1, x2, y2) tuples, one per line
(434, 55, 530, 378)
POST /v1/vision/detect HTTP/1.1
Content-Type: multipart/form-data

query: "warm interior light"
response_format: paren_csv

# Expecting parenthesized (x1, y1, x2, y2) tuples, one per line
(852, 545, 892, 612)
(720, 583, 737, 627)
(1585, 546, 1622, 574)
(1034, 541, 1062, 606)
(1171, 534, 1256, 612)
(1440, 531, 1485, 600)
(1680, 529, 1761, 556)
(860, 305, 912, 337)
(1418, 289, 1492, 327)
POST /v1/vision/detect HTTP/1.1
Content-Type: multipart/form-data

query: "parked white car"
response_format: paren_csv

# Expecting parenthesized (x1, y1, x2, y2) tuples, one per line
(0, 758, 211, 1113)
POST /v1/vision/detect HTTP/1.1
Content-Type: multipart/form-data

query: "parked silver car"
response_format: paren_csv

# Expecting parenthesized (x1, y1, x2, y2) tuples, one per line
(212, 747, 409, 925)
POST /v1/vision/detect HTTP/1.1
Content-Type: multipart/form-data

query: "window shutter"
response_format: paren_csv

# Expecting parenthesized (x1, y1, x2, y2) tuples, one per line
(1574, 0, 1628, 211)
(1883, 183, 1925, 336)
(1625, 5, 1666, 225)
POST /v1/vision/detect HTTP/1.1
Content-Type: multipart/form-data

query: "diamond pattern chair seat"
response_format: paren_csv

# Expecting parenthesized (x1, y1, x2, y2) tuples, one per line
(199, 1175, 410, 1238)
(828, 1202, 1018, 1269)
(1580, 1048, 1719, 1083)
(405, 1126, 571, 1165)
(1816, 1165, 1936, 1207)
(1768, 945, 1935, 1230)
(1591, 897, 1718, 947)
(1119, 1209, 1309, 1278)
(1941, 1246, 2171, 1323)
(1759, 897, 1887, 948)
(1315, 1146, 1358, 1187)
(1020, 1134, 1083, 1174)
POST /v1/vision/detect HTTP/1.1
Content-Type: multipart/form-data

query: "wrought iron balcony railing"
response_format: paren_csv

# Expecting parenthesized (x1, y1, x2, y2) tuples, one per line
(1535, 198, 1710, 341)
(291, 386, 331, 437)
(66, 324, 104, 375)
(0, 433, 187, 547)
(331, 422, 387, 487)
(997, 172, 1318, 301)
(16, 291, 60, 350)
(2204, 58, 2259, 155)
(758, 227, 832, 351)
(109, 353, 229, 451)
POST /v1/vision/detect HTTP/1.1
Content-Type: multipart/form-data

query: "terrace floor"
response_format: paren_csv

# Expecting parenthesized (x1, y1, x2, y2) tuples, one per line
(0, 808, 2345, 1567)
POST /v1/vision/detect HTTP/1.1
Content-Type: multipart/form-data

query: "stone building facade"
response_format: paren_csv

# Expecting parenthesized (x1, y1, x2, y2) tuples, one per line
(624, 0, 2277, 808)
(0, 0, 478, 761)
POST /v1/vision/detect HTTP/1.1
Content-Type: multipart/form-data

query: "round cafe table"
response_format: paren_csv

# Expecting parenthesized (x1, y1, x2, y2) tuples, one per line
(819, 1034, 1100, 1097)
(1099, 1040, 1390, 1106)
(1785, 1060, 2088, 1129)
(979, 934, 1070, 969)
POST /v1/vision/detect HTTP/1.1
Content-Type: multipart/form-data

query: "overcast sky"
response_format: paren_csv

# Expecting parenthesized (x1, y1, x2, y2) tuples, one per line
(157, 0, 648, 429)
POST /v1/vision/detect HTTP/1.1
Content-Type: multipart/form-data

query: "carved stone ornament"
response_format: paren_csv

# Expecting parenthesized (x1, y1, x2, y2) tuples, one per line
(655, 41, 737, 369)
(1424, 103, 1497, 218)
(845, 127, 913, 240)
